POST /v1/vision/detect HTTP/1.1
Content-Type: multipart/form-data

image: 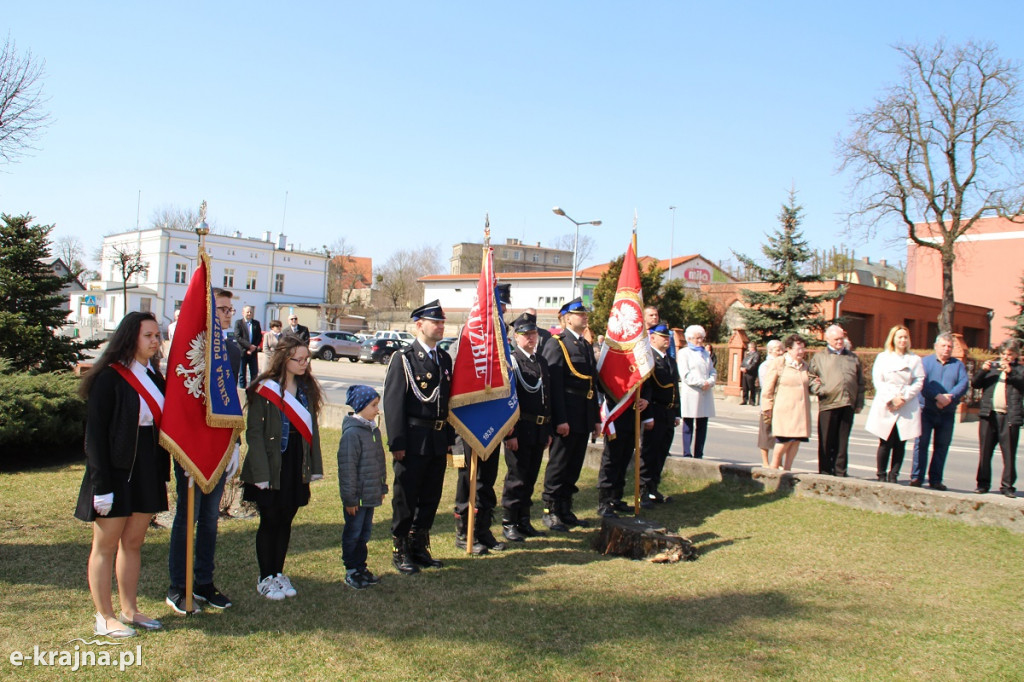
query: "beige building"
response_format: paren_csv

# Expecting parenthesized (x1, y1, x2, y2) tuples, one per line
(450, 238, 574, 274)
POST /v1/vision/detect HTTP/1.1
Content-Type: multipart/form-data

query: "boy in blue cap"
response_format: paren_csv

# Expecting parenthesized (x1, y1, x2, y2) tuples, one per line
(338, 385, 388, 588)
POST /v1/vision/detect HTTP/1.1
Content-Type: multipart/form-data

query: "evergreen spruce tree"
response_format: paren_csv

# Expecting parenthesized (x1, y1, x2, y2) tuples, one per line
(0, 213, 91, 372)
(732, 192, 844, 343)
(1005, 274, 1024, 343)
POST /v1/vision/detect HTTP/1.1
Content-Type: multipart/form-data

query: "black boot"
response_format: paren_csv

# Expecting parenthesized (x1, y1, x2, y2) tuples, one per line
(517, 508, 547, 537)
(562, 499, 589, 528)
(392, 536, 420, 575)
(454, 512, 488, 555)
(597, 491, 618, 518)
(541, 501, 568, 532)
(476, 510, 506, 551)
(408, 529, 443, 568)
(648, 485, 668, 504)
(609, 488, 632, 513)
(638, 486, 655, 510)
(502, 508, 526, 542)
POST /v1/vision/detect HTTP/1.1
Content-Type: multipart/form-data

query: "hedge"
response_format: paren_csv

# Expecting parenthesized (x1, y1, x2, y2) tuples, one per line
(0, 363, 86, 459)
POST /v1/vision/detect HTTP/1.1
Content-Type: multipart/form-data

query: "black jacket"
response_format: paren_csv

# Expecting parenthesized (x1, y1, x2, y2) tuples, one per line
(972, 363, 1024, 426)
(84, 365, 170, 495)
(382, 340, 455, 455)
(541, 330, 600, 433)
(508, 345, 553, 445)
(234, 317, 263, 352)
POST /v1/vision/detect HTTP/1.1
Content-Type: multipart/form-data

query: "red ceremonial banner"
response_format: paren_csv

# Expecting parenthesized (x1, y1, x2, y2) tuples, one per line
(597, 239, 654, 433)
(159, 251, 244, 493)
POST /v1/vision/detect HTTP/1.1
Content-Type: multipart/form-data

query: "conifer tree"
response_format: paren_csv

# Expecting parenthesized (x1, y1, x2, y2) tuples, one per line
(0, 213, 91, 372)
(731, 192, 844, 343)
(1005, 274, 1024, 343)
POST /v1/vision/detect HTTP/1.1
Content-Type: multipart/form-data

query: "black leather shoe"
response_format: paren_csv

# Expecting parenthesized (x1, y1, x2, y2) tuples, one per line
(909, 479, 923, 487)
(597, 502, 618, 518)
(541, 510, 568, 532)
(502, 524, 526, 542)
(454, 531, 489, 555)
(408, 530, 443, 568)
(974, 487, 988, 494)
(609, 499, 632, 513)
(1001, 489, 1016, 498)
(517, 514, 547, 538)
(476, 524, 507, 552)
(392, 538, 420, 575)
(886, 472, 899, 483)
(929, 483, 948, 491)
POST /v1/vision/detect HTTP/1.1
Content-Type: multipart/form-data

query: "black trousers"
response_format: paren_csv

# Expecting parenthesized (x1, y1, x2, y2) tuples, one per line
(741, 372, 759, 404)
(542, 431, 590, 504)
(977, 412, 1019, 492)
(237, 351, 259, 388)
(391, 452, 447, 538)
(640, 415, 675, 489)
(454, 449, 500, 515)
(597, 426, 636, 498)
(875, 425, 906, 477)
(501, 438, 546, 512)
(255, 504, 297, 580)
(817, 406, 855, 476)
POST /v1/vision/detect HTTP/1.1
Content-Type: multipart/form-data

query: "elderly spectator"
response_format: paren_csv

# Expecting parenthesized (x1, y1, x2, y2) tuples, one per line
(808, 325, 865, 477)
(865, 326, 925, 483)
(972, 339, 1024, 498)
(762, 334, 812, 471)
(677, 325, 716, 458)
(740, 340, 762, 406)
(262, 320, 283, 370)
(910, 333, 969, 489)
(757, 339, 784, 466)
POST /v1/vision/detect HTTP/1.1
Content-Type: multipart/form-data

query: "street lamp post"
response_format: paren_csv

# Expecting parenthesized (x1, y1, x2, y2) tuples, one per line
(552, 206, 602, 299)
(668, 205, 677, 282)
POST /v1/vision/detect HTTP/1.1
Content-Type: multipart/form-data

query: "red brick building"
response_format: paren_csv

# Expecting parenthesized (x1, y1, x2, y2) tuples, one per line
(704, 280, 991, 349)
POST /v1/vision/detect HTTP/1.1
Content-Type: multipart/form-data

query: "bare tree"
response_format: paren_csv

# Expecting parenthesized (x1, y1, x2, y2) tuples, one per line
(376, 244, 441, 310)
(53, 234, 98, 281)
(838, 40, 1024, 332)
(325, 237, 373, 321)
(550, 233, 596, 269)
(109, 243, 149, 310)
(149, 204, 215, 231)
(0, 36, 50, 165)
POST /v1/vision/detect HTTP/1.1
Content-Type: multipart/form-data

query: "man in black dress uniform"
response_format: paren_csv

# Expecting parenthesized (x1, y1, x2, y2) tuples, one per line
(383, 300, 455, 574)
(639, 323, 681, 506)
(540, 297, 601, 531)
(452, 283, 512, 555)
(500, 312, 553, 542)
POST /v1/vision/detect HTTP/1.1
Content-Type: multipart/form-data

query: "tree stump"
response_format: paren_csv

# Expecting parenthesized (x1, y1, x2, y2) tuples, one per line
(592, 517, 697, 562)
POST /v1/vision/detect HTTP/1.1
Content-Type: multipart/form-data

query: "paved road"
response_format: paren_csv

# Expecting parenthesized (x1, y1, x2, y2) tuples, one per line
(308, 357, 1011, 499)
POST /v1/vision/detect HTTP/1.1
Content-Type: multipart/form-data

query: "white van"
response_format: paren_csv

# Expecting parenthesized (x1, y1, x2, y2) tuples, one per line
(373, 330, 414, 342)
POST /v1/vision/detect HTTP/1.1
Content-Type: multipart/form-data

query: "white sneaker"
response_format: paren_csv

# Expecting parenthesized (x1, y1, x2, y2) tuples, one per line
(275, 573, 297, 598)
(257, 576, 285, 601)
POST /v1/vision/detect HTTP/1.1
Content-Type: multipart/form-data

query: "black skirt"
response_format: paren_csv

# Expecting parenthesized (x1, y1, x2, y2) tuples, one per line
(243, 434, 310, 509)
(74, 426, 169, 521)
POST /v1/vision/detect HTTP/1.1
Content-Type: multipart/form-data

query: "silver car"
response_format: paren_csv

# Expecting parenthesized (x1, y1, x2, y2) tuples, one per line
(309, 330, 362, 362)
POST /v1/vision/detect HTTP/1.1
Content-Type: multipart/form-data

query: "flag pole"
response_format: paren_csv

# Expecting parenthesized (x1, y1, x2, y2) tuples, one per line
(467, 451, 478, 555)
(184, 203, 211, 614)
(631, 213, 643, 516)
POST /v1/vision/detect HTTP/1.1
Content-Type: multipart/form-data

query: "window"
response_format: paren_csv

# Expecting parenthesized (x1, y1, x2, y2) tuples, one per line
(513, 251, 521, 261)
(274, 273, 285, 293)
(223, 268, 235, 287)
(246, 271, 257, 290)
(531, 253, 539, 262)
(139, 297, 152, 313)
(553, 255, 560, 264)
(174, 263, 188, 284)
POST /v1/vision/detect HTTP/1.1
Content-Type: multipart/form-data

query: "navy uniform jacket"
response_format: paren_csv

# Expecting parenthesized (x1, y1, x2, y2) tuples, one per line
(383, 339, 456, 455)
(541, 330, 599, 433)
(508, 345, 553, 446)
(643, 349, 681, 422)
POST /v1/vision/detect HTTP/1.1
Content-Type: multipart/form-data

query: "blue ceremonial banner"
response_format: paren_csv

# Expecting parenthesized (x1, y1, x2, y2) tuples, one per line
(448, 248, 520, 459)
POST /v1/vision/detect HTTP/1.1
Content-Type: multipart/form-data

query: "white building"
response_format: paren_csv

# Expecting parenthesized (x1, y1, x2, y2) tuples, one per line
(73, 228, 329, 333)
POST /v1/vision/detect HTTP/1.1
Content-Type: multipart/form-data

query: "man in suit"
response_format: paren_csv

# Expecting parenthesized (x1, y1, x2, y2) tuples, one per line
(284, 314, 310, 345)
(383, 300, 455, 574)
(166, 288, 238, 614)
(739, 340, 762, 405)
(234, 306, 263, 388)
(540, 297, 601, 531)
(639, 324, 681, 505)
(500, 312, 554, 541)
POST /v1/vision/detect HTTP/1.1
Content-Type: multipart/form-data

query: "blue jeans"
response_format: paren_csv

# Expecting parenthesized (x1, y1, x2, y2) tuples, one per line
(342, 506, 375, 572)
(912, 410, 955, 485)
(169, 461, 227, 587)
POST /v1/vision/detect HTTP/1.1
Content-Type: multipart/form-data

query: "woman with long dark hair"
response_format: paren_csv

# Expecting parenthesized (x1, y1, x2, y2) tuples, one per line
(74, 311, 170, 637)
(240, 334, 324, 600)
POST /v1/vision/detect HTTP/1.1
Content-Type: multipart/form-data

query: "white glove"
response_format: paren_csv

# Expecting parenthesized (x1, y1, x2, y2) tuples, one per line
(255, 481, 270, 490)
(225, 445, 240, 479)
(93, 493, 114, 516)
(310, 474, 323, 482)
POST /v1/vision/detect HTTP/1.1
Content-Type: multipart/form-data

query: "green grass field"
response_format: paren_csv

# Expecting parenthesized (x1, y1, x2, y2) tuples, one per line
(1, 428, 1023, 681)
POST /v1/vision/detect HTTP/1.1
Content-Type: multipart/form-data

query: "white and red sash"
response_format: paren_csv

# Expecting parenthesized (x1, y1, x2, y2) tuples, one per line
(256, 379, 313, 445)
(111, 362, 164, 428)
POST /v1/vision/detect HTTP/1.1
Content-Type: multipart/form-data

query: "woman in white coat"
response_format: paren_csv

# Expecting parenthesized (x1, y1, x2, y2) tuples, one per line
(677, 325, 716, 458)
(865, 325, 924, 483)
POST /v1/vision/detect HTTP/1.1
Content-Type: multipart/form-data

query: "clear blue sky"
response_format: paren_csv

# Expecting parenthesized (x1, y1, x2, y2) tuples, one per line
(4, 2, 1023, 274)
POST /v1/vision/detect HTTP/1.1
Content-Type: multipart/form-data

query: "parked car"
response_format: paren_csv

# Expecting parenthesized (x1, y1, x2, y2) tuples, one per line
(309, 330, 362, 362)
(373, 330, 415, 343)
(354, 332, 375, 343)
(437, 337, 457, 353)
(358, 338, 409, 364)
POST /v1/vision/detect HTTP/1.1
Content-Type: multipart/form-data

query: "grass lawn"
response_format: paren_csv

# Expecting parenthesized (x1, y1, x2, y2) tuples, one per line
(1, 427, 1023, 681)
